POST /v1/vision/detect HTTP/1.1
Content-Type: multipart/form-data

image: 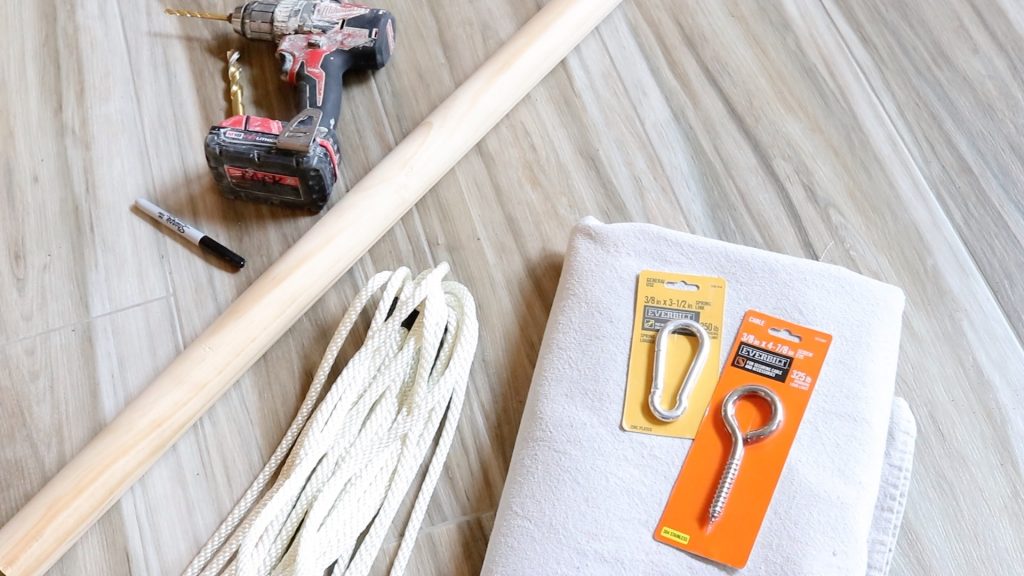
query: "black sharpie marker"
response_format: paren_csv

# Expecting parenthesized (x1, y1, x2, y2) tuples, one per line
(135, 198, 246, 269)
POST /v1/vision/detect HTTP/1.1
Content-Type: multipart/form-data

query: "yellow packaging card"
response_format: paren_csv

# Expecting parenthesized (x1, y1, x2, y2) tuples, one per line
(622, 271, 726, 439)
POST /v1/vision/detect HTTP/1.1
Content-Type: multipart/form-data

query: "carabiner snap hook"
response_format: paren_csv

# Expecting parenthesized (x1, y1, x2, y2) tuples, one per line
(648, 318, 710, 422)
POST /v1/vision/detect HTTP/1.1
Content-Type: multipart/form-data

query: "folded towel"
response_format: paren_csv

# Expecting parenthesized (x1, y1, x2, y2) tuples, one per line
(482, 218, 917, 575)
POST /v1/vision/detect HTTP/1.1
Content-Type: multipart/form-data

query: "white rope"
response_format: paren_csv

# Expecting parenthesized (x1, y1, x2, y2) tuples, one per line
(183, 263, 478, 576)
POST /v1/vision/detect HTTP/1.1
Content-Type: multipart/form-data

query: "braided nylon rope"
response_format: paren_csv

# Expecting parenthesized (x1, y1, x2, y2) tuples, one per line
(183, 264, 478, 576)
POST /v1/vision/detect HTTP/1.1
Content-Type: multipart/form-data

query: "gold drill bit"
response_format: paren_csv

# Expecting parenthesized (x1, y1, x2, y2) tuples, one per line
(226, 50, 245, 116)
(164, 8, 231, 21)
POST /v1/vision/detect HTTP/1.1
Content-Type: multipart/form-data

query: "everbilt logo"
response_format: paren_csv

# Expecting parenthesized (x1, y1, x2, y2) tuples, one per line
(641, 306, 700, 332)
(647, 307, 697, 321)
(738, 344, 791, 369)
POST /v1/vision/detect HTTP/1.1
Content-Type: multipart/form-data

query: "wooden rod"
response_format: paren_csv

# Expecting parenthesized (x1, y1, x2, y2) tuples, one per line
(0, 0, 623, 574)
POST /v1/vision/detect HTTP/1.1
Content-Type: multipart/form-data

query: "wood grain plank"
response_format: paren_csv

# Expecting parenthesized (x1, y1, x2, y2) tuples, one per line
(818, 0, 1024, 570)
(0, 299, 183, 574)
(823, 0, 1024, 343)
(0, 0, 169, 344)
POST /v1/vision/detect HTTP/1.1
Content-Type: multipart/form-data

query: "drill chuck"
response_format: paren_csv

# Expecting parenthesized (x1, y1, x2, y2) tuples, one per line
(231, 1, 277, 42)
(231, 0, 364, 42)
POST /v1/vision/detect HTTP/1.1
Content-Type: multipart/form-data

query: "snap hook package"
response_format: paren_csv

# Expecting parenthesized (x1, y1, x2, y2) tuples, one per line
(622, 271, 726, 439)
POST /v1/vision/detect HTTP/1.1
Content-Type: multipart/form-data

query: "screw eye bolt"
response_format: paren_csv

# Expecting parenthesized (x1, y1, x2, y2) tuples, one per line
(708, 385, 784, 525)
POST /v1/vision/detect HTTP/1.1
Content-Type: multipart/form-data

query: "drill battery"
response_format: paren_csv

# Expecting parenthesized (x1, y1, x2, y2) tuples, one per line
(205, 114, 340, 211)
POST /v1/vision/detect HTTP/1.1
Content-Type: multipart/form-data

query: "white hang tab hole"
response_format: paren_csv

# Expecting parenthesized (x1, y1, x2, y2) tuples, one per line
(768, 327, 802, 343)
(665, 280, 700, 292)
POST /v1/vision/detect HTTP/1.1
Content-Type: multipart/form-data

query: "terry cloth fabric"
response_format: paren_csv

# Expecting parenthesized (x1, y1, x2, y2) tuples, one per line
(481, 217, 917, 576)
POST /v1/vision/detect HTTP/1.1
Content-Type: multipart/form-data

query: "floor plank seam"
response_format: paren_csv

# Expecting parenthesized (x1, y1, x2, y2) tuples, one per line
(110, 0, 161, 203)
(0, 294, 175, 351)
(368, 73, 400, 151)
(670, 8, 820, 256)
(156, 234, 187, 353)
(594, 15, 693, 224)
(167, 291, 187, 353)
(817, 0, 1024, 355)
(419, 510, 494, 536)
(383, 510, 494, 548)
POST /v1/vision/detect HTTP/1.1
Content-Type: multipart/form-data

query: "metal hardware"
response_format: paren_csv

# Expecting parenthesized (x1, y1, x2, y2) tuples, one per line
(648, 318, 710, 422)
(164, 8, 231, 21)
(277, 107, 324, 152)
(227, 50, 245, 116)
(708, 384, 784, 525)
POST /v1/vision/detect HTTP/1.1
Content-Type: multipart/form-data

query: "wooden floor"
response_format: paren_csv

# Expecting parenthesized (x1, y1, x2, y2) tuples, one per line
(1, 0, 1023, 573)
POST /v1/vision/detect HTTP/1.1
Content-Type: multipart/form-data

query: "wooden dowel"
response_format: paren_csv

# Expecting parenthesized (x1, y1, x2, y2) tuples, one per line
(0, 0, 623, 574)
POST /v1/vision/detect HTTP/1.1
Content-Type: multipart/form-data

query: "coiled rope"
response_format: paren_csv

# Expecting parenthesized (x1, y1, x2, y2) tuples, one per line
(183, 264, 478, 576)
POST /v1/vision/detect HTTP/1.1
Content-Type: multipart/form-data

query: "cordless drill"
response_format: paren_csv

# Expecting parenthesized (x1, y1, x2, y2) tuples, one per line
(167, 1, 396, 211)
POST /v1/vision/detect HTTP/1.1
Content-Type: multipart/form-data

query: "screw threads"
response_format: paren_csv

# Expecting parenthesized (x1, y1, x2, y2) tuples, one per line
(705, 385, 784, 526)
(164, 8, 231, 21)
(227, 50, 244, 116)
(709, 455, 742, 524)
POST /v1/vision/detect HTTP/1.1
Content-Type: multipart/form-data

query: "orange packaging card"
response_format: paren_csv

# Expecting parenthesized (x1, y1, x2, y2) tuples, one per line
(654, 310, 833, 568)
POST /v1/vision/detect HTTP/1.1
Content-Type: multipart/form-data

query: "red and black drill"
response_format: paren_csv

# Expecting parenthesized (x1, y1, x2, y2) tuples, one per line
(167, 1, 396, 211)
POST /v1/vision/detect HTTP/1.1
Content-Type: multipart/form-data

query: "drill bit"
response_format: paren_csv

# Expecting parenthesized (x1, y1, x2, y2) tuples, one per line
(226, 50, 245, 116)
(164, 8, 231, 21)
